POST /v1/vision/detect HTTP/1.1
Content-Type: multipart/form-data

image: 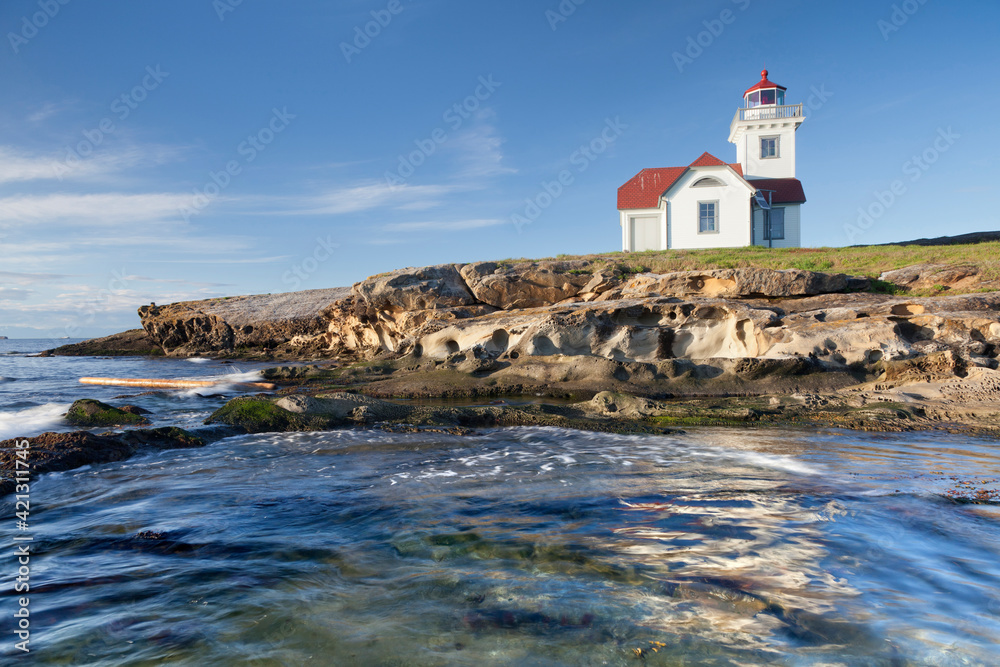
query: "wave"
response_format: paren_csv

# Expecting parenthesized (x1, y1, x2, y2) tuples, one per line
(0, 403, 71, 440)
(0, 377, 16, 383)
(185, 358, 213, 364)
(176, 370, 268, 398)
(692, 448, 821, 476)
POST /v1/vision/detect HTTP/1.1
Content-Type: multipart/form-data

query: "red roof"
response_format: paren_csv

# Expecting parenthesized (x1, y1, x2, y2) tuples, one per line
(688, 152, 727, 167)
(618, 156, 753, 210)
(746, 178, 806, 204)
(617, 167, 687, 209)
(745, 69, 786, 96)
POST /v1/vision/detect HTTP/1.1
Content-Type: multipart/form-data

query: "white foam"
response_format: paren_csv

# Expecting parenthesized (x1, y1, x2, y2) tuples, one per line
(176, 370, 267, 397)
(185, 358, 213, 364)
(0, 403, 71, 440)
(694, 448, 820, 475)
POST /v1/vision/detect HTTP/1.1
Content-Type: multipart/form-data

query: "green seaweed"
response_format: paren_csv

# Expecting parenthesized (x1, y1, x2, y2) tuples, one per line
(65, 399, 151, 428)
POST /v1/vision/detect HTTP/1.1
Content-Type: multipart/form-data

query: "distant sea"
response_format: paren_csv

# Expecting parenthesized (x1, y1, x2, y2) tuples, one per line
(0, 338, 273, 439)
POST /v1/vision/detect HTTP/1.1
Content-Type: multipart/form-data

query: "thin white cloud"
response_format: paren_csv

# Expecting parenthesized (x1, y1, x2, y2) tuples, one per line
(4, 286, 225, 315)
(122, 275, 234, 288)
(0, 270, 72, 284)
(263, 182, 465, 217)
(141, 255, 292, 264)
(0, 144, 185, 184)
(363, 238, 410, 246)
(27, 101, 76, 123)
(0, 192, 194, 227)
(448, 119, 517, 180)
(0, 146, 80, 183)
(395, 200, 443, 211)
(384, 218, 505, 232)
(0, 287, 33, 301)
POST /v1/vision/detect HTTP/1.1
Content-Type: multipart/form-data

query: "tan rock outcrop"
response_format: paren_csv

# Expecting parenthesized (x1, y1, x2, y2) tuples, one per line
(135, 261, 998, 386)
(459, 260, 596, 309)
(138, 288, 348, 356)
(619, 267, 867, 299)
(880, 263, 981, 291)
(354, 264, 476, 311)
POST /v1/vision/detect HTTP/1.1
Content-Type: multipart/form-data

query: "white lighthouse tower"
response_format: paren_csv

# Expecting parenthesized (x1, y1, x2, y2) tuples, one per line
(728, 70, 805, 179)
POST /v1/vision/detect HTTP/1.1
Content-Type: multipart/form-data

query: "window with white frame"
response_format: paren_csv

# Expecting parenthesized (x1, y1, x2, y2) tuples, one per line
(698, 201, 718, 234)
(766, 207, 785, 240)
(760, 136, 779, 159)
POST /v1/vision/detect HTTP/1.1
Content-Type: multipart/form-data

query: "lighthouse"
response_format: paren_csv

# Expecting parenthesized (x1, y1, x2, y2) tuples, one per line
(728, 69, 806, 179)
(617, 69, 807, 251)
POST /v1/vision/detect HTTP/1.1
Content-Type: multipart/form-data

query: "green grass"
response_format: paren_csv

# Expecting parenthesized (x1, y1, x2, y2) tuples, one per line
(506, 242, 1000, 296)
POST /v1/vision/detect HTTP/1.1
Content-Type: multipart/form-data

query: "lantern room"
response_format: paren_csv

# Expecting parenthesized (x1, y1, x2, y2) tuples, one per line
(744, 70, 786, 108)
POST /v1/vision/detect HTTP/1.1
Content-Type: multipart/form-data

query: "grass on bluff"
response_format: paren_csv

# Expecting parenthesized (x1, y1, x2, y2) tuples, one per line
(540, 242, 1000, 277)
(510, 242, 1000, 295)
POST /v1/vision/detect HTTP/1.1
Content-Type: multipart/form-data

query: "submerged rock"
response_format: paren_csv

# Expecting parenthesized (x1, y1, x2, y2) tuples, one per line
(0, 428, 207, 496)
(204, 397, 325, 432)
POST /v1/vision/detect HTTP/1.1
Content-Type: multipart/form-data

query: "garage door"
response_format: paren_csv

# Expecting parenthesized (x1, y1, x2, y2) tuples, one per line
(630, 216, 661, 251)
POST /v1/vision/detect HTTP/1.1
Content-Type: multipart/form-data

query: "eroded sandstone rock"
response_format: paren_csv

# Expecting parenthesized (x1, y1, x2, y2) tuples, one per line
(355, 264, 476, 311)
(138, 288, 348, 356)
(459, 260, 596, 309)
(620, 268, 866, 299)
(880, 263, 981, 291)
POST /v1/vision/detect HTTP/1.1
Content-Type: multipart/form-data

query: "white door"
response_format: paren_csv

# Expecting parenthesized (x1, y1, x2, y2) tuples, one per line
(630, 216, 661, 251)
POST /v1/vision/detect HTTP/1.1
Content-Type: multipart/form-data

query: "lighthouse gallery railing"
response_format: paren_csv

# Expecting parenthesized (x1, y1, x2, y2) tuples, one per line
(734, 103, 804, 123)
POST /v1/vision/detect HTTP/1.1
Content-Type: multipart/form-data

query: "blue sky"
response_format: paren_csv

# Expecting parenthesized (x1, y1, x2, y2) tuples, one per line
(1, 0, 997, 338)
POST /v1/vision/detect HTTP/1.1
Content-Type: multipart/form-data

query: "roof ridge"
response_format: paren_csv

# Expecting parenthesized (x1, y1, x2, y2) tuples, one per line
(689, 152, 727, 167)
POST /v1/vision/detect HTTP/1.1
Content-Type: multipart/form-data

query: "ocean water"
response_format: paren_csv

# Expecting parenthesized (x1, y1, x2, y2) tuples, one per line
(0, 339, 275, 439)
(2, 340, 1000, 665)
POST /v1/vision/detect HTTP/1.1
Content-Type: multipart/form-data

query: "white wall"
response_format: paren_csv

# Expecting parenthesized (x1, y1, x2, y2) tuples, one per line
(737, 124, 797, 179)
(666, 167, 752, 250)
(752, 203, 801, 248)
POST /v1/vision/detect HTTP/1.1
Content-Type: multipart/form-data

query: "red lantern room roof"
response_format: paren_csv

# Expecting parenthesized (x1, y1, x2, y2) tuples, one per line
(744, 69, 787, 96)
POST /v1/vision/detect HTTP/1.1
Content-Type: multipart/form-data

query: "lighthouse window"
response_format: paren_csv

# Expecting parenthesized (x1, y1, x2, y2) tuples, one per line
(777, 90, 785, 105)
(698, 201, 718, 234)
(760, 89, 776, 105)
(748, 91, 760, 108)
(761, 137, 779, 159)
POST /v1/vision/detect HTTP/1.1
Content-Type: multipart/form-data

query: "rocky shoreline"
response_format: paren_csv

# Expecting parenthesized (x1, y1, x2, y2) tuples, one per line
(9, 258, 999, 497)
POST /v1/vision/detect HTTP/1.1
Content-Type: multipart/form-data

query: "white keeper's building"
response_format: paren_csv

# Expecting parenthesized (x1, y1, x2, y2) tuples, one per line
(618, 70, 806, 251)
